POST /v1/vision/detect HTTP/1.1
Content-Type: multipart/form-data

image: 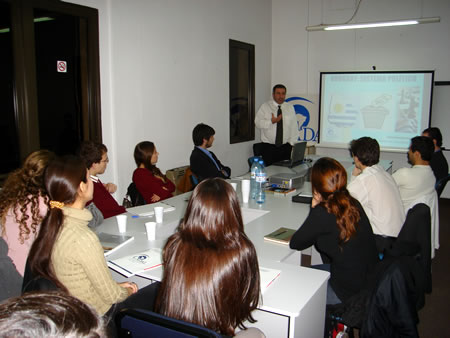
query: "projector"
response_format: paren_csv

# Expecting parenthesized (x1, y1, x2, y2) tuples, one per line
(268, 173, 306, 190)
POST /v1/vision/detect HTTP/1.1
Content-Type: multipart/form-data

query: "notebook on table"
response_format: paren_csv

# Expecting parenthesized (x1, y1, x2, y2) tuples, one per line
(273, 141, 307, 168)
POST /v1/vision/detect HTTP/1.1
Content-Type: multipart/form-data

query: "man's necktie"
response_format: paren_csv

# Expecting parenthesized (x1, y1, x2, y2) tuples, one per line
(275, 105, 283, 146)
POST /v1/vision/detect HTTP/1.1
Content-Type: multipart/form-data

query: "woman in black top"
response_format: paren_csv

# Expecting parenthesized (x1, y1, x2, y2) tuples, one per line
(290, 157, 378, 304)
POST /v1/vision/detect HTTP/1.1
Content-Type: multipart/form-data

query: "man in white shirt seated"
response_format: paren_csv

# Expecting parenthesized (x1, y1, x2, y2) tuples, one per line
(348, 137, 405, 252)
(254, 84, 305, 165)
(393, 136, 436, 210)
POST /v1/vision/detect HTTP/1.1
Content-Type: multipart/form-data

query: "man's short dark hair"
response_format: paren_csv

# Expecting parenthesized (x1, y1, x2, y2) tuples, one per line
(422, 127, 442, 147)
(349, 137, 380, 166)
(410, 136, 434, 162)
(192, 123, 215, 146)
(77, 141, 107, 169)
(272, 84, 286, 93)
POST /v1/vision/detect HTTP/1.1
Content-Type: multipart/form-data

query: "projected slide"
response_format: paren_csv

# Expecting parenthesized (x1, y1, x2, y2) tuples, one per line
(319, 71, 434, 151)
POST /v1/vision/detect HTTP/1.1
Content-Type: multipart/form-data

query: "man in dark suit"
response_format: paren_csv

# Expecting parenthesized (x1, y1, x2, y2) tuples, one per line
(189, 123, 231, 182)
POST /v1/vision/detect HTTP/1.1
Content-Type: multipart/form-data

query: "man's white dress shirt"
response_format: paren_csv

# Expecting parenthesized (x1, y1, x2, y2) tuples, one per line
(392, 165, 436, 211)
(255, 100, 304, 145)
(348, 164, 405, 237)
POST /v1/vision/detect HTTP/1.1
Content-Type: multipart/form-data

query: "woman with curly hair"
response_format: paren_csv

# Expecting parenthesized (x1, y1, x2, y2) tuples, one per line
(133, 141, 175, 204)
(0, 150, 55, 276)
(289, 157, 378, 304)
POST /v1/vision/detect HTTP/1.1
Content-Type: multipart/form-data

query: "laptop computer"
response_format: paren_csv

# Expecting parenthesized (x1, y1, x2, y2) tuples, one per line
(273, 141, 307, 168)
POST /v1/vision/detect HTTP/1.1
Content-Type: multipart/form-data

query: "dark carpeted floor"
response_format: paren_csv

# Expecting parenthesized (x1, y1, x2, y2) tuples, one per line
(418, 198, 450, 337)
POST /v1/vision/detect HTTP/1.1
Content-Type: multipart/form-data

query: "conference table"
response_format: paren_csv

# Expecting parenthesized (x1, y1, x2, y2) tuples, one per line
(97, 156, 392, 337)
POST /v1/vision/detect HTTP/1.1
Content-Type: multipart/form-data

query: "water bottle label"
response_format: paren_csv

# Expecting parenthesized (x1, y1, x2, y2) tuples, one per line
(255, 174, 266, 183)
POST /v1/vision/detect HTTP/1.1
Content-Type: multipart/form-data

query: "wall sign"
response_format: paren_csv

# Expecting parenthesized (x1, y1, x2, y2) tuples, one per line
(57, 60, 67, 73)
(286, 95, 319, 144)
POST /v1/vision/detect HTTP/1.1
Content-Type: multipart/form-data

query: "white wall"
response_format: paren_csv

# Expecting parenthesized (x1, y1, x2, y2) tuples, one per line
(66, 0, 272, 200)
(66, 0, 450, 199)
(272, 0, 450, 197)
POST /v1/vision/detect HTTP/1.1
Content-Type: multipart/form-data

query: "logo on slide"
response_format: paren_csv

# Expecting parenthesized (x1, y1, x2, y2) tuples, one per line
(286, 96, 318, 142)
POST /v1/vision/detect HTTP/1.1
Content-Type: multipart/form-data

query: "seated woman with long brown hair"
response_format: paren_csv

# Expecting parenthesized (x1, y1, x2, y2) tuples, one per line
(155, 178, 264, 337)
(27, 156, 159, 321)
(290, 157, 378, 304)
(133, 141, 175, 204)
(0, 150, 55, 276)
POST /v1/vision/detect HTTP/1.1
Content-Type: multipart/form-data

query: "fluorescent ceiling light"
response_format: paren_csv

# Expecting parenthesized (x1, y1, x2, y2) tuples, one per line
(306, 17, 440, 31)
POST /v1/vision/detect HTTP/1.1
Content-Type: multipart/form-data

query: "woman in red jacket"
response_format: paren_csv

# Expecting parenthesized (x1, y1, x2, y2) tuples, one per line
(132, 141, 175, 204)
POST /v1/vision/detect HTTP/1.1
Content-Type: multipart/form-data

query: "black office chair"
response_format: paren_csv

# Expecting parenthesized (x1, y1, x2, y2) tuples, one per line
(360, 258, 420, 338)
(22, 258, 58, 293)
(326, 254, 422, 338)
(115, 308, 222, 338)
(435, 173, 450, 197)
(123, 182, 146, 207)
(388, 203, 432, 296)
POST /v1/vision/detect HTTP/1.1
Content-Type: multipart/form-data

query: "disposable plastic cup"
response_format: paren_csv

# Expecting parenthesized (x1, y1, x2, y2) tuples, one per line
(154, 207, 164, 223)
(241, 180, 250, 204)
(145, 222, 156, 241)
(116, 214, 127, 233)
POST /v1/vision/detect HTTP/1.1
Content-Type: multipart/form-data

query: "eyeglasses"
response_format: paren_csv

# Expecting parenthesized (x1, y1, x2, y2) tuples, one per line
(101, 157, 109, 163)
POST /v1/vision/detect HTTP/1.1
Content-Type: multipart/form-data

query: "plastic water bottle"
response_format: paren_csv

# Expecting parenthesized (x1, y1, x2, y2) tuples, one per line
(250, 158, 260, 199)
(255, 160, 266, 204)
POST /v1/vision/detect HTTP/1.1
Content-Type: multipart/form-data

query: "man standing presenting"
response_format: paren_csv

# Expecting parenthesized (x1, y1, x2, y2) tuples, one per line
(189, 123, 231, 182)
(422, 127, 448, 182)
(78, 141, 126, 218)
(393, 136, 436, 210)
(348, 137, 405, 252)
(255, 84, 305, 165)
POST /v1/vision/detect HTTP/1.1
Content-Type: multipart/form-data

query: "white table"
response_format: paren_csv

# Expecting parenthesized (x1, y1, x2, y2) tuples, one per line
(100, 157, 393, 337)
(98, 192, 329, 338)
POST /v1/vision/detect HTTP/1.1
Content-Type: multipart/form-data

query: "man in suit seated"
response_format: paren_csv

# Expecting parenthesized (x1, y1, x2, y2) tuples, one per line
(422, 127, 448, 182)
(348, 137, 405, 253)
(189, 123, 231, 182)
(393, 136, 436, 210)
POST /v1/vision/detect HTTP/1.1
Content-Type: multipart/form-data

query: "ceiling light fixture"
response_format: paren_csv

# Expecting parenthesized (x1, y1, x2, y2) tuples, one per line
(306, 17, 440, 32)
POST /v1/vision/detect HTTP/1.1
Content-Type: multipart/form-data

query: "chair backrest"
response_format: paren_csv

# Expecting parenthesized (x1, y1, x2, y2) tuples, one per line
(361, 259, 419, 338)
(115, 308, 222, 338)
(392, 203, 432, 294)
(435, 173, 450, 197)
(125, 182, 146, 207)
(406, 191, 439, 259)
(0, 238, 22, 301)
(22, 258, 58, 294)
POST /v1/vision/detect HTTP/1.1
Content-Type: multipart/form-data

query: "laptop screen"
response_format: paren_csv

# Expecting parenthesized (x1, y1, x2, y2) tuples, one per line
(290, 141, 307, 164)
